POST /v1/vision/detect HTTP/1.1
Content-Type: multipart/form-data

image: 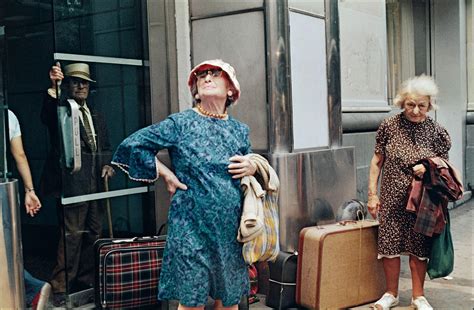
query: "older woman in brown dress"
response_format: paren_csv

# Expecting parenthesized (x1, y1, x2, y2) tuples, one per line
(367, 75, 451, 310)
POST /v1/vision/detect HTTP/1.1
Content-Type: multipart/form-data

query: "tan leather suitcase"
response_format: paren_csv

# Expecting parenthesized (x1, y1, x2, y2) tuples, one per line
(296, 220, 386, 309)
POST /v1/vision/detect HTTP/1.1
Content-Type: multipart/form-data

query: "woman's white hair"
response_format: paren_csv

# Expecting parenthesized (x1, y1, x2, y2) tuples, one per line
(393, 74, 439, 111)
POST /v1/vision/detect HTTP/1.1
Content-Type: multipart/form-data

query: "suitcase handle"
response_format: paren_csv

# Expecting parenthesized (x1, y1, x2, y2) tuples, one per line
(338, 220, 358, 226)
(111, 236, 165, 243)
(337, 219, 378, 226)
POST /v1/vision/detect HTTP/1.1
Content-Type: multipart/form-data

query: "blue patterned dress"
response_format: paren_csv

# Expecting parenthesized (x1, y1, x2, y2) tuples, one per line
(112, 109, 251, 306)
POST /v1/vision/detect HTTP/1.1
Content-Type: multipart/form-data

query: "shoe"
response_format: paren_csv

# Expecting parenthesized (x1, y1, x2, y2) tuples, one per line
(52, 292, 67, 307)
(412, 296, 433, 310)
(373, 292, 400, 309)
(31, 283, 51, 310)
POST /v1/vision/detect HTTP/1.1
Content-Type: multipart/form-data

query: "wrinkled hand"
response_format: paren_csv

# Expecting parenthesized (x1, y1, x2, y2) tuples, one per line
(25, 191, 41, 217)
(367, 194, 380, 219)
(49, 62, 64, 87)
(228, 155, 257, 179)
(412, 164, 426, 178)
(163, 173, 188, 198)
(102, 165, 116, 178)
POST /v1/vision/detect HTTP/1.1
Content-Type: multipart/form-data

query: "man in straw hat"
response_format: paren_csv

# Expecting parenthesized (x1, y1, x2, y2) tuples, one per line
(40, 62, 115, 305)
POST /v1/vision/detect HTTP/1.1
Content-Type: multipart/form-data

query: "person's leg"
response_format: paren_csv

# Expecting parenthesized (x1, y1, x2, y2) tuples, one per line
(76, 199, 104, 289)
(409, 255, 428, 297)
(25, 270, 52, 310)
(213, 300, 238, 310)
(50, 202, 88, 294)
(374, 257, 401, 309)
(50, 200, 67, 294)
(382, 257, 400, 297)
(24, 270, 44, 305)
(383, 257, 401, 296)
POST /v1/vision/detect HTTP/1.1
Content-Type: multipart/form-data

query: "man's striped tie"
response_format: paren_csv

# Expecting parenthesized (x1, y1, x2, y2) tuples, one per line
(80, 106, 97, 152)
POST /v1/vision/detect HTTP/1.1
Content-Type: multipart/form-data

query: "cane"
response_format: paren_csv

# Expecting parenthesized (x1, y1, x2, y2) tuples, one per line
(104, 175, 114, 238)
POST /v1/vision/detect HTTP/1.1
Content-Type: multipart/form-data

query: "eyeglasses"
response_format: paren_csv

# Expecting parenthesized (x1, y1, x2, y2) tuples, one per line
(194, 68, 223, 80)
(70, 77, 90, 87)
(405, 101, 429, 110)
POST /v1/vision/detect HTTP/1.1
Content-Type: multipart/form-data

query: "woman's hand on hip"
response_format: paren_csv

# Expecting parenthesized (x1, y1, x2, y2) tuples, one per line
(228, 155, 257, 179)
(367, 194, 380, 219)
(155, 157, 187, 197)
(163, 172, 188, 198)
(412, 164, 426, 178)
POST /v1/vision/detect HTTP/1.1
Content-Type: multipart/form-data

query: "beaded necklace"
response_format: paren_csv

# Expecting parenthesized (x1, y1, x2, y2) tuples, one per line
(196, 104, 227, 119)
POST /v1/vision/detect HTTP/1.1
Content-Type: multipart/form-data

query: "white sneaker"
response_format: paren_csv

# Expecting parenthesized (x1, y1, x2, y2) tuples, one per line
(373, 292, 400, 309)
(411, 296, 433, 310)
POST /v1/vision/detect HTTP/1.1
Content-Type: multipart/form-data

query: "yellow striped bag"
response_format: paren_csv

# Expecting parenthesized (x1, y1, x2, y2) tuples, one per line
(242, 190, 280, 264)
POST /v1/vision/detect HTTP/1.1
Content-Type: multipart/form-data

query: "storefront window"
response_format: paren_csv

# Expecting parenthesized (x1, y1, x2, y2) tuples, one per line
(386, 0, 430, 103)
(1, 0, 164, 306)
(53, 0, 143, 59)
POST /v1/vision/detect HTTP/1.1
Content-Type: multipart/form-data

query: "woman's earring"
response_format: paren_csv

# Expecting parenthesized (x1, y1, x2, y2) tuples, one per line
(227, 90, 233, 97)
(195, 94, 200, 100)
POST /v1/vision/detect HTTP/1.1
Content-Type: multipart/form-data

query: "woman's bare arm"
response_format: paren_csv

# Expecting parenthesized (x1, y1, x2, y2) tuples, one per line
(367, 153, 384, 219)
(10, 136, 41, 216)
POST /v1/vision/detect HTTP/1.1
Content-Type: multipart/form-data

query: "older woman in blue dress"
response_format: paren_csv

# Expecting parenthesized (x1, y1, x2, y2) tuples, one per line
(113, 59, 256, 309)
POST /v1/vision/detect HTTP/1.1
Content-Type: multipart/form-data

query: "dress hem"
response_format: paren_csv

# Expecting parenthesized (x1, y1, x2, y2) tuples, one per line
(377, 252, 429, 261)
(158, 294, 245, 308)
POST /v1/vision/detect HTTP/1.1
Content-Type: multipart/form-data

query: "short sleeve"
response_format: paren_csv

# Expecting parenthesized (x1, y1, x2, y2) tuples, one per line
(434, 124, 451, 160)
(112, 117, 179, 182)
(374, 119, 388, 156)
(8, 110, 21, 141)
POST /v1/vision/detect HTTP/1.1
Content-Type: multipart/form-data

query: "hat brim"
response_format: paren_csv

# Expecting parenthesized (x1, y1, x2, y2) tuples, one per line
(66, 73, 96, 83)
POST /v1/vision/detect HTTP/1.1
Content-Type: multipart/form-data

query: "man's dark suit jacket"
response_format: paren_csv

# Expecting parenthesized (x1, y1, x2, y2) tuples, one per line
(40, 94, 112, 198)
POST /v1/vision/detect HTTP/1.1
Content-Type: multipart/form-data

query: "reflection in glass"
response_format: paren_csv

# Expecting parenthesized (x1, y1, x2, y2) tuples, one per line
(39, 62, 146, 198)
(3, 0, 159, 304)
(53, 0, 143, 59)
(40, 61, 148, 296)
(386, 0, 429, 103)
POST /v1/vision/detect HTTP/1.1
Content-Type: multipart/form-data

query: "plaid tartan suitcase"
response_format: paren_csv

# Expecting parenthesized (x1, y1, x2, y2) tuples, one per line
(94, 235, 166, 309)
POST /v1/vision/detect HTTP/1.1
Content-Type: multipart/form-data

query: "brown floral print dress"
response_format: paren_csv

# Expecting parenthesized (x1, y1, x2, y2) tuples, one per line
(375, 113, 451, 259)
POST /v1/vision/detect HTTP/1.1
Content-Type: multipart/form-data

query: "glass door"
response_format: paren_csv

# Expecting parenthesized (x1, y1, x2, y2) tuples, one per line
(2, 0, 170, 307)
(48, 1, 156, 305)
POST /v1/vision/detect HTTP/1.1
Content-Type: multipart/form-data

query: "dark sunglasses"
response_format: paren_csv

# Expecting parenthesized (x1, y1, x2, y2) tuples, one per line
(194, 68, 223, 79)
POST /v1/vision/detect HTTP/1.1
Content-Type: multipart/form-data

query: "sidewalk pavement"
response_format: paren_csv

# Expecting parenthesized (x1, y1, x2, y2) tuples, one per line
(353, 198, 474, 309)
(251, 199, 474, 309)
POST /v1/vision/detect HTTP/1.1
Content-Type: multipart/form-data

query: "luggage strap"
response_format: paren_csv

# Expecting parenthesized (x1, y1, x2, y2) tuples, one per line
(337, 219, 366, 303)
(269, 279, 296, 286)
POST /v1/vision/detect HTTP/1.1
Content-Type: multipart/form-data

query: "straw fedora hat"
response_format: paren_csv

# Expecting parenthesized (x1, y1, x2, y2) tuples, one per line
(64, 63, 96, 82)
